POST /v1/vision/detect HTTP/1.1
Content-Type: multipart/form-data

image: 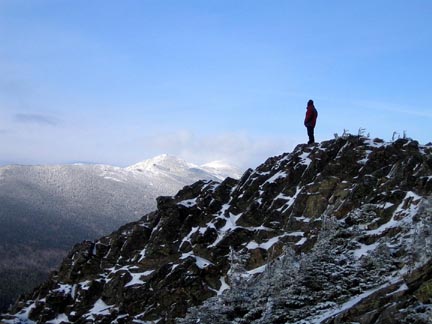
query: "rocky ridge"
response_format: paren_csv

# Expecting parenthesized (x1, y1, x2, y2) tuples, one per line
(2, 136, 432, 323)
(0, 154, 240, 312)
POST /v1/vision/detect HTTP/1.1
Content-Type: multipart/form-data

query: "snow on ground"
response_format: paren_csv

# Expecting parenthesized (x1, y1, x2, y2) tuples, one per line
(298, 152, 312, 167)
(264, 171, 288, 185)
(217, 277, 230, 295)
(209, 206, 243, 247)
(125, 270, 155, 287)
(180, 252, 213, 269)
(357, 149, 373, 165)
(194, 256, 213, 269)
(295, 237, 308, 246)
(180, 226, 200, 246)
(294, 216, 311, 223)
(246, 233, 302, 251)
(83, 298, 113, 319)
(177, 198, 197, 207)
(3, 302, 37, 324)
(277, 186, 303, 212)
(353, 241, 380, 260)
(247, 264, 267, 276)
(368, 191, 422, 236)
(53, 283, 73, 295)
(305, 278, 404, 324)
(138, 248, 147, 262)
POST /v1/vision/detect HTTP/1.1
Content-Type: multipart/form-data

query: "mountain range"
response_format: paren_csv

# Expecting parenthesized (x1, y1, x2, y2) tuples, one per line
(2, 136, 432, 323)
(0, 155, 241, 313)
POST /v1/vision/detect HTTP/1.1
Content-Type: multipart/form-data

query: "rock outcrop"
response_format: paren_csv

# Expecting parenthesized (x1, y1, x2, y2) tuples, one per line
(2, 136, 432, 323)
(0, 155, 240, 313)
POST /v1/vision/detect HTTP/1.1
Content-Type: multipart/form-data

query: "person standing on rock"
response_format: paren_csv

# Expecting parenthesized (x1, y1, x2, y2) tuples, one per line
(304, 99, 318, 144)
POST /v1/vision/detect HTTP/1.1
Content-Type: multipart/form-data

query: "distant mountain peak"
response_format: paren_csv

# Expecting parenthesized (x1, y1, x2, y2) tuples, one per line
(0, 154, 240, 312)
(127, 154, 196, 173)
(126, 154, 240, 180)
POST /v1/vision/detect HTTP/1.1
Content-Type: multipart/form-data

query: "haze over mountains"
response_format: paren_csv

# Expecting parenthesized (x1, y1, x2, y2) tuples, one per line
(0, 154, 241, 312)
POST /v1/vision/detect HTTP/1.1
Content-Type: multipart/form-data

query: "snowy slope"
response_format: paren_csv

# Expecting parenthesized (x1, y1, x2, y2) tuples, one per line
(0, 154, 239, 235)
(127, 154, 227, 183)
(3, 137, 432, 324)
(0, 155, 240, 312)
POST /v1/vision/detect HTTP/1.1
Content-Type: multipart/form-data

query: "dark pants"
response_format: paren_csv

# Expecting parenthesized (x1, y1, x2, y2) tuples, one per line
(307, 126, 315, 144)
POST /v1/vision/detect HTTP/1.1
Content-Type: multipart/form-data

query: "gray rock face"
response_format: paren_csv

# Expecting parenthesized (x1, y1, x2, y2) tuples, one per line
(2, 136, 432, 323)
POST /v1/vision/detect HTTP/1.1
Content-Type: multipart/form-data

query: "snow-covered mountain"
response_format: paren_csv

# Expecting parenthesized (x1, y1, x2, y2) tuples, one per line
(0, 154, 239, 236)
(0, 155, 240, 312)
(3, 136, 432, 323)
(126, 154, 241, 182)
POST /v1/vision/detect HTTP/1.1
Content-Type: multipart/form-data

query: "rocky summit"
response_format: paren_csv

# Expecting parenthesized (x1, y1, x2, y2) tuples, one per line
(2, 136, 432, 324)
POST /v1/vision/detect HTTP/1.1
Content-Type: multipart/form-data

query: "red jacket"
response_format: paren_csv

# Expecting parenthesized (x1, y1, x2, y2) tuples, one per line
(304, 105, 318, 128)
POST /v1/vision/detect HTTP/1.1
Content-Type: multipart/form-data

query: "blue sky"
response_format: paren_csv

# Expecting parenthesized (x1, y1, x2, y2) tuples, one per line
(0, 0, 431, 169)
